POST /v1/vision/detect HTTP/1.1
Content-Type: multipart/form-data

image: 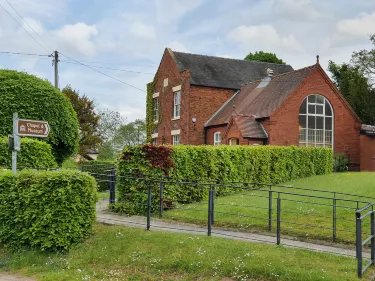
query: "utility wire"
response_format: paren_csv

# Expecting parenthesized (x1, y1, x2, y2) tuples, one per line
(0, 51, 49, 57)
(58, 52, 146, 93)
(5, 0, 52, 52)
(0, 3, 50, 53)
(60, 60, 154, 75)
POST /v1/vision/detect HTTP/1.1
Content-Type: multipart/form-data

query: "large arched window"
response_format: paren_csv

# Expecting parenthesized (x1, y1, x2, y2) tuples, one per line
(299, 94, 333, 148)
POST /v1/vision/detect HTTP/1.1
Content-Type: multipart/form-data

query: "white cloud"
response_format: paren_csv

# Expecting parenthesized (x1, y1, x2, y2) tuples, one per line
(168, 41, 190, 53)
(227, 24, 305, 53)
(273, 0, 322, 21)
(154, 0, 204, 24)
(129, 22, 156, 40)
(336, 12, 375, 39)
(51, 23, 98, 56)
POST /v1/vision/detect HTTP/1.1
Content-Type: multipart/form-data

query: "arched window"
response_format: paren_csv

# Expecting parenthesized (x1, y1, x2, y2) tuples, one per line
(299, 94, 333, 148)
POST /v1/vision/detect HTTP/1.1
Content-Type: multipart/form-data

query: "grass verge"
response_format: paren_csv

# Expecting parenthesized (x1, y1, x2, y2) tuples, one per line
(0, 223, 371, 281)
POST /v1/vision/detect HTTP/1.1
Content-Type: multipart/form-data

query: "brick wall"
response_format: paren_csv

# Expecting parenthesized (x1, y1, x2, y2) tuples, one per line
(189, 86, 234, 144)
(267, 67, 361, 168)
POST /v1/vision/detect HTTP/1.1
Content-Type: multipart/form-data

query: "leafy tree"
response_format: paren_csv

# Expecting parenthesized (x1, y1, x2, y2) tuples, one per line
(244, 51, 285, 64)
(62, 85, 101, 157)
(113, 119, 146, 148)
(351, 34, 375, 84)
(328, 61, 375, 124)
(97, 109, 126, 160)
(0, 70, 79, 164)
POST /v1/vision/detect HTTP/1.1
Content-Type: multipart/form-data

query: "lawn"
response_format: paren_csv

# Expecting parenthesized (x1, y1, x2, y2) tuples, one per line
(162, 172, 375, 244)
(0, 223, 371, 281)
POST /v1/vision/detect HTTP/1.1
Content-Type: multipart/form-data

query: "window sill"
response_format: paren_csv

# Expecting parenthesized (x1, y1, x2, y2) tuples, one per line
(171, 117, 180, 121)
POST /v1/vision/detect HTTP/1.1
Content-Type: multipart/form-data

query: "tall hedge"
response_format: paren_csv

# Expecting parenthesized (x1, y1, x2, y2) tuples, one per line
(0, 169, 97, 251)
(0, 70, 79, 164)
(0, 137, 58, 169)
(117, 145, 333, 210)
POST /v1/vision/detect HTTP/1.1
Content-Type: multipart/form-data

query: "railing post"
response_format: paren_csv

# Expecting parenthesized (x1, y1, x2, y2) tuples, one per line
(356, 211, 362, 278)
(109, 168, 116, 204)
(269, 189, 273, 231)
(333, 194, 337, 243)
(159, 180, 165, 218)
(208, 189, 213, 236)
(147, 185, 152, 231)
(211, 185, 215, 225)
(277, 194, 281, 245)
(371, 211, 375, 264)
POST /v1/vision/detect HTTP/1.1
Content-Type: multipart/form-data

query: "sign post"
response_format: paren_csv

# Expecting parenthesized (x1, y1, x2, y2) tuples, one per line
(10, 113, 50, 174)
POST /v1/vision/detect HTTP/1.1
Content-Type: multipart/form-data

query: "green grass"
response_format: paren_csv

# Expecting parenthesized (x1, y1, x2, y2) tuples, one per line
(0, 223, 371, 280)
(162, 172, 375, 244)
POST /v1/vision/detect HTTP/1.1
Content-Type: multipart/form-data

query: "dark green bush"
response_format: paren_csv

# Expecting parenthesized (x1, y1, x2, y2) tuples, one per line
(0, 137, 58, 169)
(0, 70, 79, 164)
(117, 145, 333, 213)
(81, 160, 116, 191)
(333, 153, 349, 172)
(0, 169, 97, 251)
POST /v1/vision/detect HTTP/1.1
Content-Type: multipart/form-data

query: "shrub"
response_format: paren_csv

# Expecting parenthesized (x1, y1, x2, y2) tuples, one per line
(0, 169, 97, 251)
(333, 153, 349, 172)
(81, 160, 116, 191)
(117, 145, 333, 213)
(0, 137, 58, 169)
(0, 70, 79, 164)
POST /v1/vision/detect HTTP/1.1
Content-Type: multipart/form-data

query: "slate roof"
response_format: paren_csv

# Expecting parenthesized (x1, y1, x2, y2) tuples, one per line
(231, 116, 268, 139)
(205, 65, 318, 127)
(170, 49, 294, 90)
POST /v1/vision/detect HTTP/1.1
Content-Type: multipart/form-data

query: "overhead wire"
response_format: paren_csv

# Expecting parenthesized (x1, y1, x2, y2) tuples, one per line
(58, 51, 146, 93)
(0, 51, 49, 57)
(0, 3, 50, 53)
(4, 0, 52, 52)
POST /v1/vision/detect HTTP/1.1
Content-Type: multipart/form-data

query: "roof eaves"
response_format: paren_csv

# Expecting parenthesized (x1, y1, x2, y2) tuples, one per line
(204, 90, 240, 127)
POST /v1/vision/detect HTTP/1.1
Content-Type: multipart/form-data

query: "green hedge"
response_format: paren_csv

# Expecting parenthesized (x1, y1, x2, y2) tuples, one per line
(81, 160, 116, 191)
(116, 145, 333, 213)
(0, 70, 79, 164)
(0, 169, 97, 251)
(0, 137, 58, 169)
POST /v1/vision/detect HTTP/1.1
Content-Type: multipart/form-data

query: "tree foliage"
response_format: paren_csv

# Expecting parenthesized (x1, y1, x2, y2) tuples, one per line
(62, 85, 101, 156)
(351, 34, 375, 84)
(0, 70, 79, 164)
(244, 51, 286, 64)
(328, 61, 375, 124)
(113, 119, 146, 148)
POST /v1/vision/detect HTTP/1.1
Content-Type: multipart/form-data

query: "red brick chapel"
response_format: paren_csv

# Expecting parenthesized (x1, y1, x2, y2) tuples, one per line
(148, 48, 375, 171)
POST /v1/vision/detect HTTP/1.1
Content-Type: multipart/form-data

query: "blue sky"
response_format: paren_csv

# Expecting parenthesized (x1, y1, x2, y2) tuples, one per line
(1, 0, 375, 122)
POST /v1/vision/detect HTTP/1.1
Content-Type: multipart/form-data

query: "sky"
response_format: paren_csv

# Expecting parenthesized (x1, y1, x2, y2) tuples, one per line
(1, 0, 375, 122)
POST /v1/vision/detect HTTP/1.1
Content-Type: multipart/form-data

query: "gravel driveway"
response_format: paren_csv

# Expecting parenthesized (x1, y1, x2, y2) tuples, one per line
(0, 273, 35, 281)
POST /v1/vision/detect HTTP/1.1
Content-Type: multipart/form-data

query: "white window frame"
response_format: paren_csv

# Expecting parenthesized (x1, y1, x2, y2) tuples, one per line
(173, 134, 180, 145)
(152, 138, 158, 145)
(173, 91, 181, 118)
(153, 98, 159, 122)
(299, 94, 334, 148)
(214, 132, 221, 146)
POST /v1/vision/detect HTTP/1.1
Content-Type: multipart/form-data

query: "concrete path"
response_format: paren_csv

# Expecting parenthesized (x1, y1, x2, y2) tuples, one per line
(0, 273, 35, 281)
(96, 200, 368, 259)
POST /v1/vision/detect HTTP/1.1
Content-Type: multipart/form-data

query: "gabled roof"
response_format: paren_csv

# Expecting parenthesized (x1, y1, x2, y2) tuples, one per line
(169, 49, 294, 90)
(229, 116, 268, 139)
(206, 64, 318, 127)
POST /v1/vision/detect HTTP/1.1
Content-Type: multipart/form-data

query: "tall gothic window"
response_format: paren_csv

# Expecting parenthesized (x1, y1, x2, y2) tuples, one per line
(299, 94, 333, 148)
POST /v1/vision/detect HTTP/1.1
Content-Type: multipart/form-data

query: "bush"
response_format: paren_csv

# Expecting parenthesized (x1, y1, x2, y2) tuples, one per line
(117, 145, 333, 213)
(0, 137, 58, 169)
(81, 160, 116, 191)
(333, 153, 349, 172)
(0, 169, 97, 251)
(0, 70, 79, 164)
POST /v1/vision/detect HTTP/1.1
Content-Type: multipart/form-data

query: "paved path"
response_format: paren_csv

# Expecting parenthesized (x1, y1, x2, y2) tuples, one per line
(96, 200, 368, 259)
(0, 273, 35, 281)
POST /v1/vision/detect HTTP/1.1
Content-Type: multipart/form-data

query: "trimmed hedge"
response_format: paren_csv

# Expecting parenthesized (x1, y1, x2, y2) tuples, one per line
(81, 160, 116, 191)
(0, 70, 79, 164)
(116, 145, 333, 213)
(0, 169, 97, 251)
(0, 137, 58, 169)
